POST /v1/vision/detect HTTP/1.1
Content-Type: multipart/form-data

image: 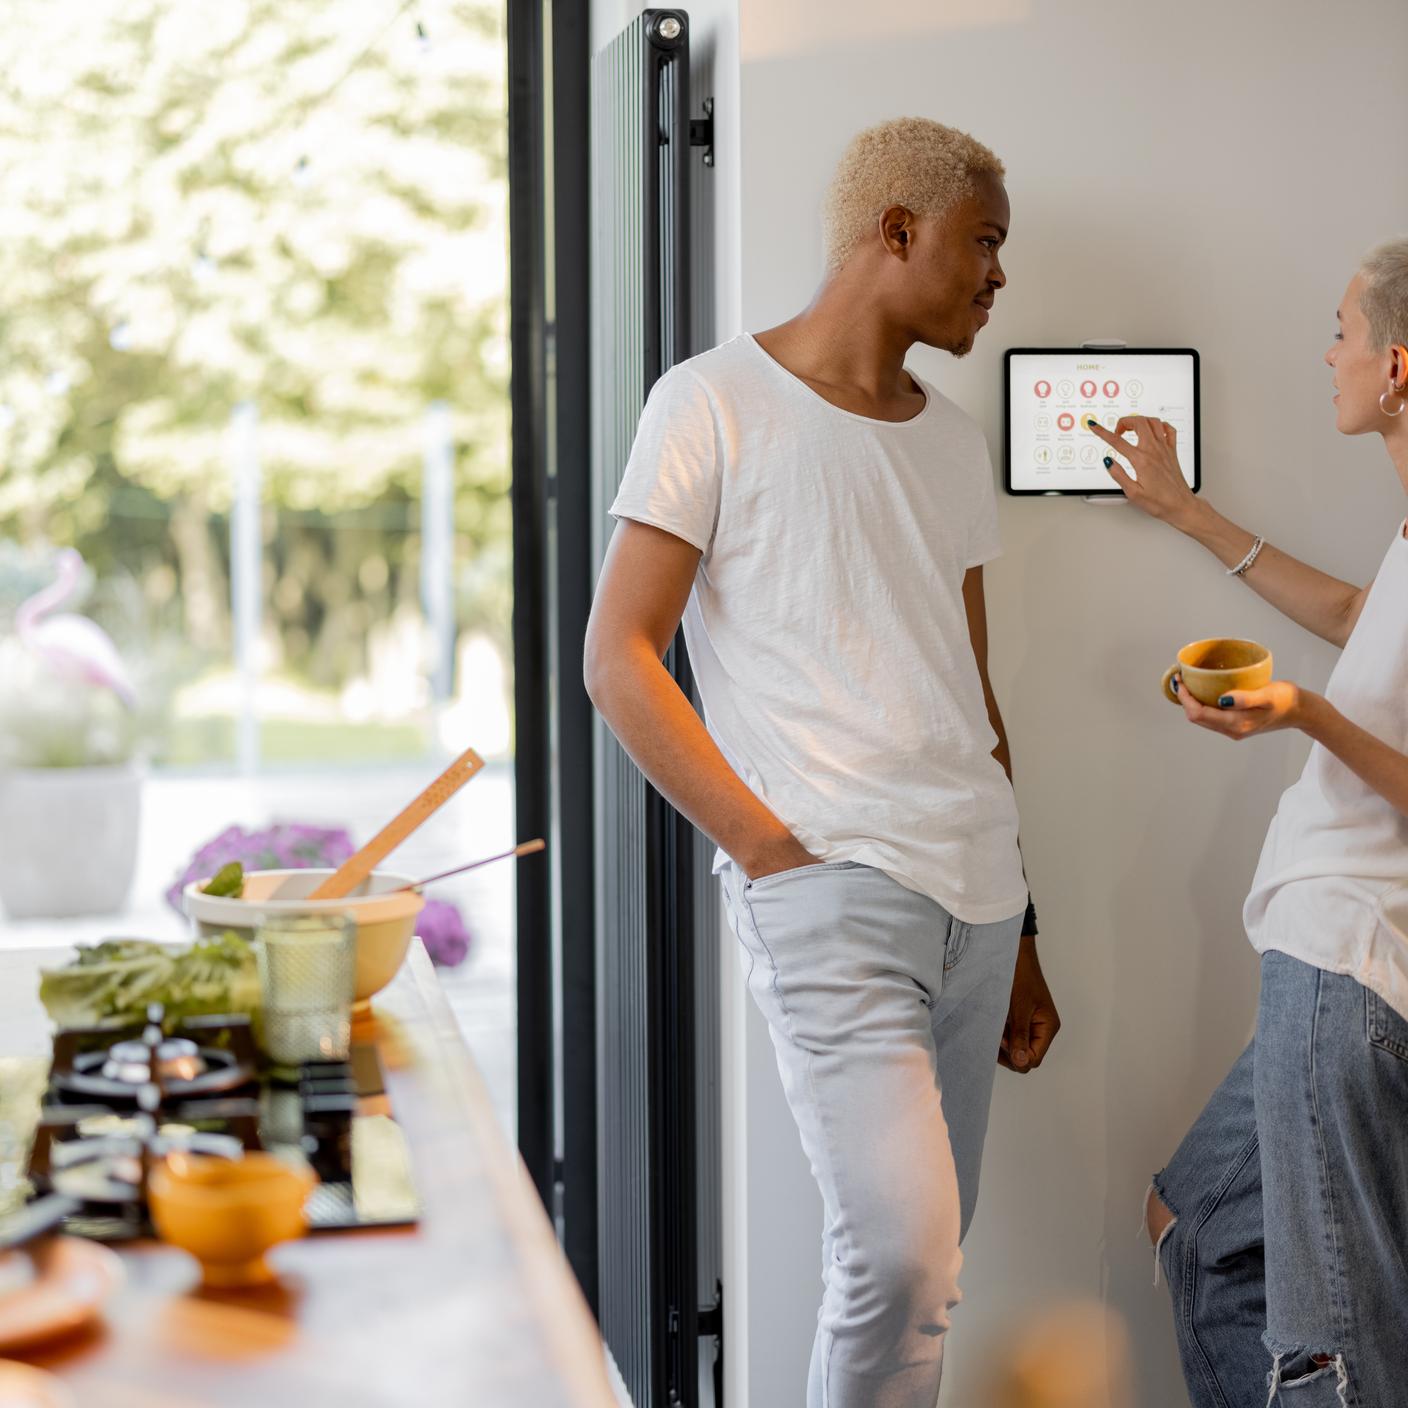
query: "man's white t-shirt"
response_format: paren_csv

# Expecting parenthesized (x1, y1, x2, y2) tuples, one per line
(608, 333, 1027, 925)
(1244, 523, 1408, 1017)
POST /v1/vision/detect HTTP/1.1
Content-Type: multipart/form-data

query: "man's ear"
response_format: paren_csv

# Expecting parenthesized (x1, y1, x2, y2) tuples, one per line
(879, 204, 915, 257)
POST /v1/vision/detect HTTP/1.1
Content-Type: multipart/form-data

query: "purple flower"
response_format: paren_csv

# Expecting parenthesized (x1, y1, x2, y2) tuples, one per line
(165, 822, 355, 913)
(417, 898, 472, 967)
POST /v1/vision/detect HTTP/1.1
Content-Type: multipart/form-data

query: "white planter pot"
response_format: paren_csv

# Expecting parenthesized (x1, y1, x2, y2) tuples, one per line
(0, 763, 143, 919)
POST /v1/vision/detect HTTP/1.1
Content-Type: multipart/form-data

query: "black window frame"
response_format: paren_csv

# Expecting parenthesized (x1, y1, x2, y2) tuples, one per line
(507, 0, 598, 1309)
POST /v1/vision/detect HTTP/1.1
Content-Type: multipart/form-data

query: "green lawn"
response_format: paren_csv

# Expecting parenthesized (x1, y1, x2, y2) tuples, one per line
(162, 716, 433, 768)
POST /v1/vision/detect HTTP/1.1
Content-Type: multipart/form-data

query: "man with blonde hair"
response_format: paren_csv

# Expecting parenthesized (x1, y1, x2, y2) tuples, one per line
(586, 117, 1059, 1406)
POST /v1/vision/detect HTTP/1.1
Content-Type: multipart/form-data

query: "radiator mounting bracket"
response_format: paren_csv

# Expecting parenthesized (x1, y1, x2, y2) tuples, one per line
(690, 98, 714, 167)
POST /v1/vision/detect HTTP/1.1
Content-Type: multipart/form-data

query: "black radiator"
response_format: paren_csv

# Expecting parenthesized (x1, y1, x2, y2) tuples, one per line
(590, 10, 720, 1406)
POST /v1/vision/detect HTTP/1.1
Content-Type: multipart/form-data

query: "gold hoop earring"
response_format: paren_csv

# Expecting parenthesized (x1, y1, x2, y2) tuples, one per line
(1381, 388, 1406, 418)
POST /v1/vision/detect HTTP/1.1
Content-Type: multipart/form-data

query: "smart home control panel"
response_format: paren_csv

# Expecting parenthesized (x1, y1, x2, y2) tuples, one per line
(1004, 348, 1200, 496)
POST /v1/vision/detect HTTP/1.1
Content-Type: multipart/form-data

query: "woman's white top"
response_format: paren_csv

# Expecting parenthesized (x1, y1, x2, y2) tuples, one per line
(1244, 522, 1408, 1017)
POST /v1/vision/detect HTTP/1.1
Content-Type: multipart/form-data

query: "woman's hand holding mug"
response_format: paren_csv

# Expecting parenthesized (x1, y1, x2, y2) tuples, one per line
(1172, 676, 1306, 740)
(1162, 637, 1308, 741)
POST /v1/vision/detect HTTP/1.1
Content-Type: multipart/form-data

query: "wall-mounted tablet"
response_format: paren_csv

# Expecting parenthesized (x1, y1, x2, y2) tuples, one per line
(1004, 348, 1200, 497)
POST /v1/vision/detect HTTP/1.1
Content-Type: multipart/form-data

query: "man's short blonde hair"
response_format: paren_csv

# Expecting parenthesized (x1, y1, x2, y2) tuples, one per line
(1359, 238, 1408, 350)
(822, 117, 1005, 275)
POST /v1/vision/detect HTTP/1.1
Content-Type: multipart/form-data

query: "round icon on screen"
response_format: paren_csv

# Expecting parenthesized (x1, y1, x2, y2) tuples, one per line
(1034, 380, 1051, 399)
(1057, 445, 1075, 466)
(1127, 379, 1144, 398)
(1080, 380, 1097, 399)
(1034, 447, 1052, 466)
(1081, 413, 1100, 431)
(1034, 413, 1051, 431)
(1056, 412, 1076, 432)
(1103, 380, 1120, 399)
(1080, 443, 1100, 466)
(1056, 379, 1075, 399)
(1103, 413, 1119, 429)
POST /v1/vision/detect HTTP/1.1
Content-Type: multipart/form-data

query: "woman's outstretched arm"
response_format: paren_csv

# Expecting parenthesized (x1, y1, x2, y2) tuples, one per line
(1088, 417, 1369, 648)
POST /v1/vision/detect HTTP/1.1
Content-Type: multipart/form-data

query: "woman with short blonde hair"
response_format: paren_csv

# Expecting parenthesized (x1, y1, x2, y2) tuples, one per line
(1092, 239, 1408, 1406)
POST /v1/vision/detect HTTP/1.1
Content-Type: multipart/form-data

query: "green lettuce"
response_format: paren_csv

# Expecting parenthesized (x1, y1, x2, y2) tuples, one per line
(39, 932, 261, 1030)
(201, 861, 244, 898)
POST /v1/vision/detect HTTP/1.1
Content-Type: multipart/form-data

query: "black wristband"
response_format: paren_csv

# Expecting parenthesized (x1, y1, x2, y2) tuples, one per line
(1022, 895, 1038, 938)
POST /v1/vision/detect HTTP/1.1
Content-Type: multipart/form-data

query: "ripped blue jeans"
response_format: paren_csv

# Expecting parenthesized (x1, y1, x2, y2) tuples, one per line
(1152, 951, 1408, 1406)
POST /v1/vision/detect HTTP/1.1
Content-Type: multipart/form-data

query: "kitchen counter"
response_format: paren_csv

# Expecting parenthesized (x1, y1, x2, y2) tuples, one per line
(0, 942, 618, 1408)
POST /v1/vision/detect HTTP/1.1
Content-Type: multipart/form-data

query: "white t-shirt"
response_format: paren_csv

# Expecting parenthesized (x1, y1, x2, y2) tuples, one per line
(1244, 523, 1408, 1017)
(608, 333, 1027, 925)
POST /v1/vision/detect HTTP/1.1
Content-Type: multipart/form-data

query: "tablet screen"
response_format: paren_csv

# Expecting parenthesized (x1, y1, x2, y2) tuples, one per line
(1004, 348, 1199, 495)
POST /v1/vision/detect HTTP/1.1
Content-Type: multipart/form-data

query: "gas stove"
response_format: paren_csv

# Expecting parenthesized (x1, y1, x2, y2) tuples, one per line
(19, 1005, 418, 1242)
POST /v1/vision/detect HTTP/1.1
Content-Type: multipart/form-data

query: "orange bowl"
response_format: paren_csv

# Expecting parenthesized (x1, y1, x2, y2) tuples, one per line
(148, 1152, 318, 1288)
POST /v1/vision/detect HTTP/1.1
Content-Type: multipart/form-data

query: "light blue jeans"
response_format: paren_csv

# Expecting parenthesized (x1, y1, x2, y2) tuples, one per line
(1153, 951, 1408, 1406)
(720, 860, 1023, 1408)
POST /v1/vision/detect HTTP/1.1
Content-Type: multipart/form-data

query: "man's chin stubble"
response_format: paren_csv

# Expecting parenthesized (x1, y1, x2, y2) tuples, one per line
(919, 326, 975, 357)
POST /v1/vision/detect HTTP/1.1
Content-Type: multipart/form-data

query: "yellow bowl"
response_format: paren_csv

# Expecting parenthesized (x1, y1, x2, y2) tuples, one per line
(148, 1152, 318, 1288)
(182, 868, 424, 1004)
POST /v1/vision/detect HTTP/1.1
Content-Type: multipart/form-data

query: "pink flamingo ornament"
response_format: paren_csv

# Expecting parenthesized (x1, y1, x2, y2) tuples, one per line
(15, 549, 137, 707)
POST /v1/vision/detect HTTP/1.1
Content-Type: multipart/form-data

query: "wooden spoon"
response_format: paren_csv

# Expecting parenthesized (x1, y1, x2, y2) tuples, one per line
(307, 747, 485, 900)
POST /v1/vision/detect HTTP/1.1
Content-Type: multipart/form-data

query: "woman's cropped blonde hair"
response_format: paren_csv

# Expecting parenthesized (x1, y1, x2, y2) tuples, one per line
(822, 117, 1004, 275)
(1359, 238, 1408, 351)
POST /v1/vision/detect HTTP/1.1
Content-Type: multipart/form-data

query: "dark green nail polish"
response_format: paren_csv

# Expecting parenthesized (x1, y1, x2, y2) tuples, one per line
(1103, 456, 1113, 468)
(1172, 677, 1180, 693)
(1218, 695, 1234, 708)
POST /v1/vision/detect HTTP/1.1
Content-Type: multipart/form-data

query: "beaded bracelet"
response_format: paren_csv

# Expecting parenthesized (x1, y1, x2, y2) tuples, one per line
(1227, 535, 1266, 578)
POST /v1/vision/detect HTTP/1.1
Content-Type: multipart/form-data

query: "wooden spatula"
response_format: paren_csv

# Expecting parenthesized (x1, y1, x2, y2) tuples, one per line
(307, 747, 485, 900)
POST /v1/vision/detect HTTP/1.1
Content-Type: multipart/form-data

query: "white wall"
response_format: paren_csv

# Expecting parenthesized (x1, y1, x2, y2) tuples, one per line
(589, 1, 1408, 1404)
(727, 2, 1408, 1406)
